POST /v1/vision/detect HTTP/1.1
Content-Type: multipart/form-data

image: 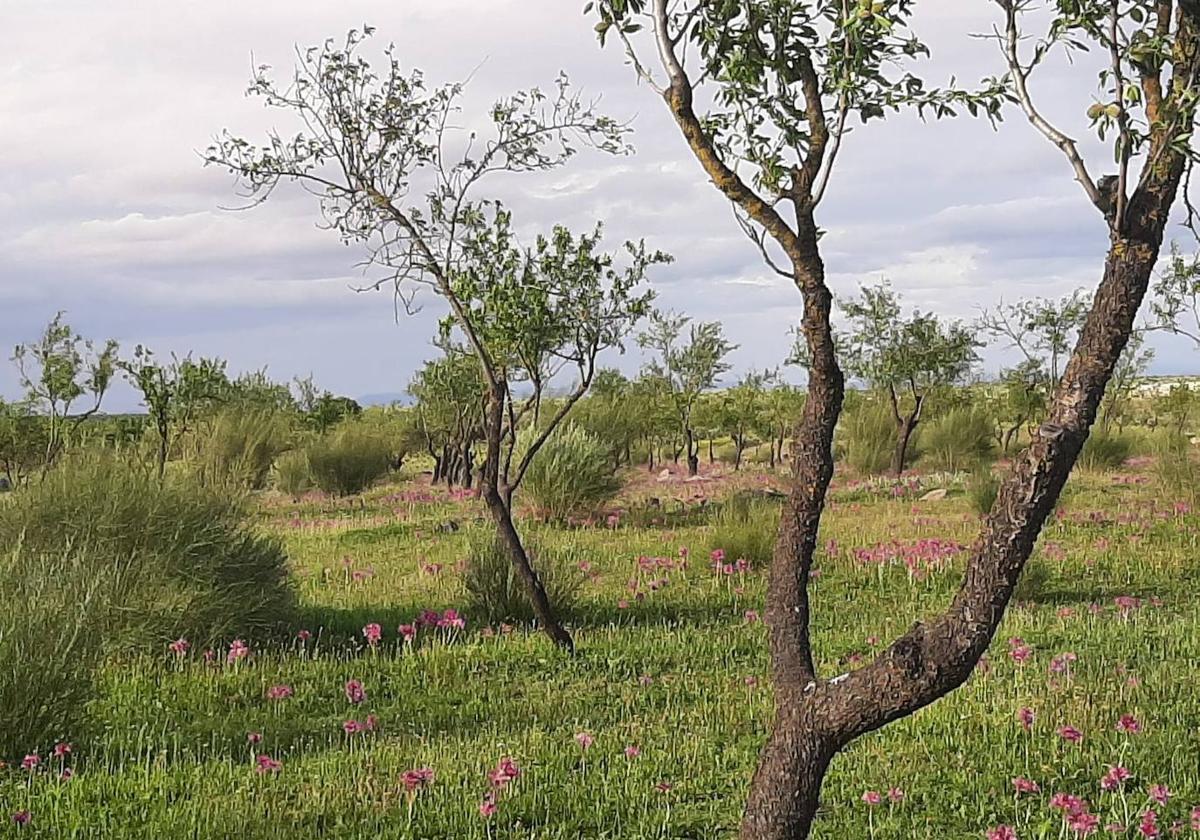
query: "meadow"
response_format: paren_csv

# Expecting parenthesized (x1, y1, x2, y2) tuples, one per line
(3, 455, 1198, 839)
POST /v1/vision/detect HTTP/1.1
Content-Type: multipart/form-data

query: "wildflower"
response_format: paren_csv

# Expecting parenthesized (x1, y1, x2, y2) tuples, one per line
(574, 732, 594, 750)
(362, 623, 382, 646)
(1101, 766, 1132, 791)
(1049, 652, 1078, 674)
(168, 638, 190, 656)
(21, 754, 39, 771)
(1190, 807, 1200, 831)
(861, 791, 882, 806)
(344, 679, 366, 704)
(1117, 714, 1142, 734)
(266, 684, 293, 701)
(1139, 809, 1160, 838)
(60, 768, 73, 781)
(1065, 809, 1100, 835)
(624, 745, 640, 759)
(638, 675, 654, 687)
(364, 714, 379, 732)
(11, 811, 30, 827)
(297, 629, 312, 642)
(1051, 793, 1088, 815)
(247, 732, 263, 745)
(887, 787, 905, 803)
(255, 754, 282, 774)
(401, 767, 434, 792)
(1013, 777, 1040, 795)
(1017, 707, 1035, 731)
(986, 826, 1016, 840)
(654, 781, 673, 793)
(1009, 644, 1034, 664)
(1057, 725, 1084, 744)
(744, 610, 760, 623)
(1149, 785, 1171, 806)
(488, 757, 520, 788)
(343, 720, 362, 734)
(398, 624, 416, 642)
(227, 639, 250, 664)
(52, 742, 71, 759)
(744, 676, 759, 687)
(479, 792, 498, 818)
(438, 609, 466, 630)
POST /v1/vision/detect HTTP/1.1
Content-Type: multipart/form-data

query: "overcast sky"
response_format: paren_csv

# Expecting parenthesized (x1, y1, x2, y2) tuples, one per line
(2, 0, 1197, 411)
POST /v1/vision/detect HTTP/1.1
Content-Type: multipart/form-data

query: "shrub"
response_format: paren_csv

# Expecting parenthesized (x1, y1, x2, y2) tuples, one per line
(274, 449, 312, 498)
(191, 408, 290, 490)
(0, 541, 113, 760)
(838, 399, 896, 475)
(0, 457, 296, 651)
(965, 469, 1001, 516)
(1152, 432, 1199, 502)
(305, 426, 392, 496)
(1078, 429, 1134, 471)
(462, 528, 587, 625)
(518, 425, 621, 522)
(706, 492, 781, 568)
(920, 407, 997, 473)
(1013, 555, 1052, 604)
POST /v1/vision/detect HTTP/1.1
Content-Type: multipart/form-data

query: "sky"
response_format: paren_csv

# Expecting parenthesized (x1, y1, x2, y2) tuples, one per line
(2, 0, 1197, 411)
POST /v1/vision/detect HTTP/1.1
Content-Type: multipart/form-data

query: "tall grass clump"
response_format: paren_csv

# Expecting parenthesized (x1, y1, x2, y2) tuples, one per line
(274, 449, 312, 498)
(1078, 429, 1134, 471)
(1152, 431, 1199, 501)
(462, 528, 588, 625)
(920, 407, 996, 473)
(965, 469, 1001, 516)
(305, 425, 392, 496)
(838, 399, 896, 475)
(0, 457, 296, 651)
(0, 541, 113, 759)
(519, 425, 621, 522)
(191, 408, 290, 490)
(706, 492, 781, 568)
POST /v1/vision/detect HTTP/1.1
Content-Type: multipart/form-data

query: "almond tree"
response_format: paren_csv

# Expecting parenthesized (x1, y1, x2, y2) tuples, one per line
(594, 0, 1200, 837)
(207, 29, 664, 650)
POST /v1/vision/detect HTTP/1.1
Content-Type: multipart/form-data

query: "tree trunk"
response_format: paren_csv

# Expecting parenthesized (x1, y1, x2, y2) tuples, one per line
(889, 413, 918, 476)
(686, 428, 699, 476)
(734, 437, 744, 471)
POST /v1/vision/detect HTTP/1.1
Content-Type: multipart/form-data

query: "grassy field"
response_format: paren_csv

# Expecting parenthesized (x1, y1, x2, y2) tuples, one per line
(3, 461, 1199, 838)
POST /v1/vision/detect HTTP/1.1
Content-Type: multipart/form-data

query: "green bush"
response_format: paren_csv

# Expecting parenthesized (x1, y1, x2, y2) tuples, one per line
(462, 528, 588, 625)
(274, 449, 312, 498)
(838, 399, 896, 475)
(305, 426, 392, 496)
(0, 541, 113, 760)
(1078, 429, 1134, 471)
(0, 457, 296, 651)
(191, 408, 290, 490)
(920, 407, 997, 473)
(1152, 432, 1199, 502)
(518, 425, 621, 522)
(706, 492, 781, 568)
(966, 469, 1001, 516)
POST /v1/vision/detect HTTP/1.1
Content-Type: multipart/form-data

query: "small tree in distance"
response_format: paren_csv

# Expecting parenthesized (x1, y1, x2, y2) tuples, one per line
(207, 29, 667, 651)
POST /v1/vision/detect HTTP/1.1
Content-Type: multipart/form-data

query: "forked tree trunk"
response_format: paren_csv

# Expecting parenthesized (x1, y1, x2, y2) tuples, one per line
(890, 412, 919, 476)
(738, 44, 1195, 833)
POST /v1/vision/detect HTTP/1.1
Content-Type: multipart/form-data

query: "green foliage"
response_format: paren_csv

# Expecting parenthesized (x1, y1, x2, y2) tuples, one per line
(190, 409, 291, 490)
(706, 492, 780, 568)
(965, 469, 1001, 516)
(1078, 429, 1135, 471)
(0, 541, 113, 759)
(519, 425, 621, 522)
(1152, 432, 1199, 502)
(979, 290, 1091, 390)
(0, 457, 296, 651)
(461, 528, 587, 625)
(305, 426, 393, 496)
(920, 407, 997, 473)
(838, 398, 896, 475)
(274, 449, 312, 499)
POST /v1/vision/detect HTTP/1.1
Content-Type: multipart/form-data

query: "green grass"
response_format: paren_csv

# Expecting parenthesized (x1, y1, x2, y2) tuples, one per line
(4, 463, 1200, 838)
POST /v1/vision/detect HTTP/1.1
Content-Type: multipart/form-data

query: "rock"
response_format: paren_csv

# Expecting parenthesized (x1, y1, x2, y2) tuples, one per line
(684, 475, 713, 482)
(919, 488, 949, 502)
(657, 468, 672, 482)
(436, 520, 460, 534)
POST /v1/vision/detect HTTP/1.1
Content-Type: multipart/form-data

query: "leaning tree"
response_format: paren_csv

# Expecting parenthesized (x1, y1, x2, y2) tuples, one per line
(207, 29, 665, 650)
(594, 0, 1200, 837)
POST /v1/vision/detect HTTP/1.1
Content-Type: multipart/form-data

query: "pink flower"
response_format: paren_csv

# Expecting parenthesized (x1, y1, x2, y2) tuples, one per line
(1101, 766, 1132, 791)
(574, 732, 594, 750)
(11, 811, 30, 827)
(654, 781, 673, 793)
(1139, 809, 1160, 837)
(861, 791, 882, 806)
(1057, 725, 1083, 744)
(1117, 714, 1142, 734)
(227, 639, 250, 664)
(744, 610, 760, 623)
(1017, 707, 1035, 730)
(488, 757, 520, 788)
(266, 684, 293, 701)
(255, 754, 282, 774)
(297, 629, 312, 642)
(986, 826, 1017, 840)
(168, 638, 190, 656)
(52, 742, 71, 759)
(398, 624, 416, 642)
(438, 609, 466, 630)
(247, 732, 263, 745)
(1148, 784, 1171, 806)
(401, 767, 434, 792)
(1013, 777, 1040, 795)
(1190, 807, 1200, 831)
(1009, 644, 1033, 663)
(479, 793, 498, 818)
(1051, 793, 1088, 815)
(887, 787, 905, 803)
(342, 720, 362, 734)
(362, 623, 382, 646)
(1066, 809, 1100, 835)
(624, 745, 641, 759)
(20, 754, 39, 771)
(344, 679, 366, 704)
